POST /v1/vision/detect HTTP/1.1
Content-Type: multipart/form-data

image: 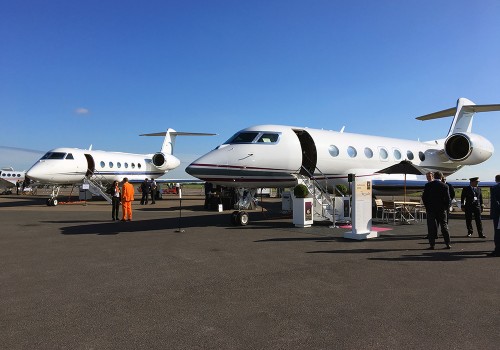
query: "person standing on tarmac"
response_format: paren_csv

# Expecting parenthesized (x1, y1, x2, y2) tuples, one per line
(442, 177, 455, 223)
(110, 180, 121, 221)
(150, 178, 157, 204)
(422, 171, 452, 250)
(461, 177, 485, 238)
(140, 178, 150, 205)
(121, 177, 134, 221)
(488, 174, 500, 257)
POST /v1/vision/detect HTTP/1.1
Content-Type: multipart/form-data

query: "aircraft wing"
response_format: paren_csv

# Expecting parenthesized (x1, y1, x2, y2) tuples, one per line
(0, 178, 16, 188)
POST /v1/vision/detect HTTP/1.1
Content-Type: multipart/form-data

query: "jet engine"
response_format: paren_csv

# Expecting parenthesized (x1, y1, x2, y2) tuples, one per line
(444, 133, 494, 165)
(151, 152, 180, 171)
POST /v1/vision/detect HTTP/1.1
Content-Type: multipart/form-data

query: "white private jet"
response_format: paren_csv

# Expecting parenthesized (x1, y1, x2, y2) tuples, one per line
(186, 97, 499, 225)
(27, 128, 214, 206)
(0, 167, 26, 194)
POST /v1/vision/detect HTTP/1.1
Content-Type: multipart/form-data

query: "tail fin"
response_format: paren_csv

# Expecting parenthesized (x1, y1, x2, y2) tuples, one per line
(448, 98, 476, 136)
(140, 129, 216, 155)
(416, 97, 500, 136)
(161, 128, 175, 155)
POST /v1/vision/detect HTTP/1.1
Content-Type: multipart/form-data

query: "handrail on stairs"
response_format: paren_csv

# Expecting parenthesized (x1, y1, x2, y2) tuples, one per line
(299, 165, 334, 221)
(84, 170, 112, 203)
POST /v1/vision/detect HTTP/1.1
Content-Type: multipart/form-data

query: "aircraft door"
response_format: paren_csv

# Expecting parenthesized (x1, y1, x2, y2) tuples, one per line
(293, 129, 317, 176)
(84, 154, 95, 177)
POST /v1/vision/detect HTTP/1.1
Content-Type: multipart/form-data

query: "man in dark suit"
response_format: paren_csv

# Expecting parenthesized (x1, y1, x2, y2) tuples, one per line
(442, 177, 455, 223)
(140, 178, 151, 205)
(422, 171, 451, 249)
(461, 177, 485, 238)
(489, 174, 500, 257)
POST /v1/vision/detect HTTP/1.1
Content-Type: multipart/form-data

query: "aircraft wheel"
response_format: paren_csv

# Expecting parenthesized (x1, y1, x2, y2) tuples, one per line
(230, 211, 239, 226)
(237, 211, 249, 226)
(52, 199, 58, 206)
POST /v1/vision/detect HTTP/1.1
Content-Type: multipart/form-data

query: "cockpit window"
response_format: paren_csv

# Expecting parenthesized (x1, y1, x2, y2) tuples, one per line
(41, 152, 66, 160)
(65, 153, 74, 160)
(225, 131, 280, 144)
(225, 132, 260, 144)
(257, 133, 279, 143)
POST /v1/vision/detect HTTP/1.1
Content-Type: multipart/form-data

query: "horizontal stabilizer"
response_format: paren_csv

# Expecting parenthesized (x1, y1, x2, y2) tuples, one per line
(140, 132, 216, 137)
(140, 129, 216, 155)
(416, 103, 500, 120)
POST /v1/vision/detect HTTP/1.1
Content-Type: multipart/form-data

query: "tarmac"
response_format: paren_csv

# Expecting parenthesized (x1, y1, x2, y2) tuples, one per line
(1, 192, 498, 350)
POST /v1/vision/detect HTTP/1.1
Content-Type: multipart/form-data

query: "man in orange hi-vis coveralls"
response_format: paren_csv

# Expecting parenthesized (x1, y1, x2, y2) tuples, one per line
(121, 177, 135, 221)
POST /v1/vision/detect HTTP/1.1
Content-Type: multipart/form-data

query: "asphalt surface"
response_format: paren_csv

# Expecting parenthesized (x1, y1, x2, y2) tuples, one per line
(1, 193, 498, 350)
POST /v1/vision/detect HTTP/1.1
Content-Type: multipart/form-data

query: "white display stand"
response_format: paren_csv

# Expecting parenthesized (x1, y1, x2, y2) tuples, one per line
(292, 197, 314, 227)
(344, 177, 378, 240)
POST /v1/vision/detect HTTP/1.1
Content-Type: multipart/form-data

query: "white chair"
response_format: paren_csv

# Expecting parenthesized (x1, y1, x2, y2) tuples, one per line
(374, 198, 384, 220)
(413, 203, 427, 222)
(382, 201, 401, 224)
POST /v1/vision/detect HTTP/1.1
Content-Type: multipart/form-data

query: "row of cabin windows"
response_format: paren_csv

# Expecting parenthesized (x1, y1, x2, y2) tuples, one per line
(1, 173, 23, 177)
(329, 145, 426, 161)
(39, 152, 144, 170)
(40, 152, 144, 170)
(99, 161, 142, 169)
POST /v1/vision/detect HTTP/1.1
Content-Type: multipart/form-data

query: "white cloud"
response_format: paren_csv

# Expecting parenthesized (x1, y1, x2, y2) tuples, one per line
(75, 107, 90, 115)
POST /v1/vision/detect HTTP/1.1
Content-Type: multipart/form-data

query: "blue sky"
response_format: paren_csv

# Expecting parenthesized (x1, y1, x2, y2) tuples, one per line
(1, 0, 499, 180)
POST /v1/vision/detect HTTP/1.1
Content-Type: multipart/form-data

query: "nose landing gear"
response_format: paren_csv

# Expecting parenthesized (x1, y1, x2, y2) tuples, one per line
(46, 185, 61, 206)
(231, 210, 249, 226)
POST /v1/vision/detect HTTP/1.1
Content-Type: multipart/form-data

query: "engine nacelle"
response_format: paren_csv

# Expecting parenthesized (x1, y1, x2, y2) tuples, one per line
(151, 152, 181, 171)
(444, 133, 494, 165)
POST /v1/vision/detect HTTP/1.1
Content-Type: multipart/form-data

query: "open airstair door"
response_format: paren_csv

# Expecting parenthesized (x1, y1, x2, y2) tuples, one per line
(84, 154, 95, 177)
(293, 129, 317, 176)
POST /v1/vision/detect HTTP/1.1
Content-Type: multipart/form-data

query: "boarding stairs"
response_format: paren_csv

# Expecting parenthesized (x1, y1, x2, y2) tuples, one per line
(296, 167, 350, 225)
(83, 171, 112, 203)
(296, 167, 334, 223)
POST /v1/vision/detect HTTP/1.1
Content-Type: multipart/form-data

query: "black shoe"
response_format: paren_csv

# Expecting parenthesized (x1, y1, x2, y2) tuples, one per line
(467, 233, 472, 237)
(444, 245, 451, 249)
(479, 235, 486, 238)
(426, 246, 435, 250)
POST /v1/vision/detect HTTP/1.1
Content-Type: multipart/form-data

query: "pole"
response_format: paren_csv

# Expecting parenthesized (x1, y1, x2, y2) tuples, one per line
(175, 185, 185, 233)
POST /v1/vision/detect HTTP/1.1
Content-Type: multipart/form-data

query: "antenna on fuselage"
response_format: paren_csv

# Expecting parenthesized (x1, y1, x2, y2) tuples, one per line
(340, 126, 345, 133)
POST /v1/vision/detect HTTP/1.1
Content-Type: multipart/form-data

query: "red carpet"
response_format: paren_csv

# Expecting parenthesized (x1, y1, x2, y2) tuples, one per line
(338, 225, 392, 232)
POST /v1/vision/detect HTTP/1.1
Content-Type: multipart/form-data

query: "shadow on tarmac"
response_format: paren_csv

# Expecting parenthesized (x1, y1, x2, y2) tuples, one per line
(57, 210, 285, 235)
(367, 250, 492, 261)
(0, 196, 47, 207)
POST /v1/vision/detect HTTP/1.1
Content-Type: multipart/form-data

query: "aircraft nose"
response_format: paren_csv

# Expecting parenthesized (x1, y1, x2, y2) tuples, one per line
(26, 163, 46, 182)
(185, 155, 211, 179)
(185, 162, 198, 177)
(186, 148, 227, 180)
